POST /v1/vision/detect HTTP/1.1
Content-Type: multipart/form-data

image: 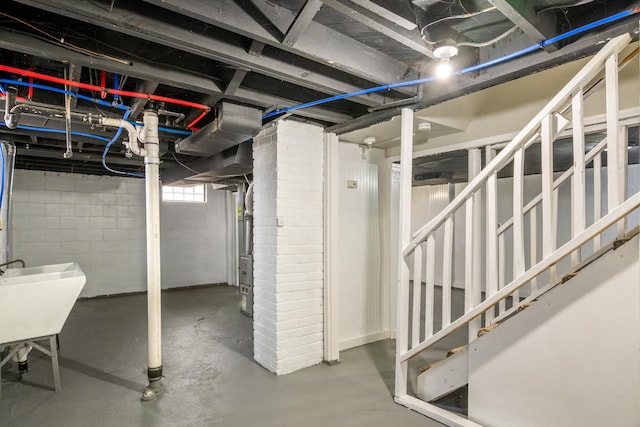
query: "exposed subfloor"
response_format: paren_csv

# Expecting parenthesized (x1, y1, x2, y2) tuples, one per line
(0, 285, 444, 427)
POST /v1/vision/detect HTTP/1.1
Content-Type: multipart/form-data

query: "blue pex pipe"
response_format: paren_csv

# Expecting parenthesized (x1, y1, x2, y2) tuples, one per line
(0, 79, 129, 111)
(263, 7, 640, 120)
(101, 109, 144, 178)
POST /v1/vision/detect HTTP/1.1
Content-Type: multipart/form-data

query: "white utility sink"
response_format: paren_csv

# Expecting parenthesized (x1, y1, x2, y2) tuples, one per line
(0, 262, 86, 344)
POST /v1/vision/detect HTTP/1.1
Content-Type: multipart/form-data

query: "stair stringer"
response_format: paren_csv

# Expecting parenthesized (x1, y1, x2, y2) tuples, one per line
(467, 234, 640, 427)
(417, 346, 469, 402)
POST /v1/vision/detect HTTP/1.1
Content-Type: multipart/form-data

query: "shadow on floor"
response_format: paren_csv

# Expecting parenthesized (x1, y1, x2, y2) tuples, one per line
(59, 356, 146, 392)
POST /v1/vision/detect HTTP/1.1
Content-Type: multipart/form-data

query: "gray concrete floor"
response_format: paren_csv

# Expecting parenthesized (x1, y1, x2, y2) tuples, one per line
(0, 285, 445, 427)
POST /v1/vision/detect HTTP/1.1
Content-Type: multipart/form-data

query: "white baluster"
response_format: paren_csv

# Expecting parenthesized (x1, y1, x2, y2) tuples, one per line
(513, 147, 525, 305)
(425, 234, 435, 338)
(442, 215, 454, 327)
(572, 90, 586, 266)
(412, 244, 423, 348)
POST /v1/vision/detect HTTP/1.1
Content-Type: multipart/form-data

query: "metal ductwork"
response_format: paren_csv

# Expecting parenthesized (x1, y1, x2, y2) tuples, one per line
(175, 102, 261, 157)
(161, 141, 252, 186)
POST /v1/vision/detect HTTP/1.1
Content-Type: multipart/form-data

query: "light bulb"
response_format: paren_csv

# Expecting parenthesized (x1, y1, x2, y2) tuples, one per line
(435, 60, 453, 79)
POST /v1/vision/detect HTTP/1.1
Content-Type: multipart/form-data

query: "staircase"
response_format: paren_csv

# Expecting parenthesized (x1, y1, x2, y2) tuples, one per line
(394, 33, 640, 427)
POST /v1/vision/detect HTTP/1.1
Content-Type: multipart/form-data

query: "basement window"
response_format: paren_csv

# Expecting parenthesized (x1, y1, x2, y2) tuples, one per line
(162, 184, 206, 203)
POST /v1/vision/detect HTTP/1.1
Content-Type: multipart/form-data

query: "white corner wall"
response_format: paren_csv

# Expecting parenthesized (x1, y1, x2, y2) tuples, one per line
(336, 142, 392, 350)
(11, 170, 228, 297)
(253, 120, 325, 375)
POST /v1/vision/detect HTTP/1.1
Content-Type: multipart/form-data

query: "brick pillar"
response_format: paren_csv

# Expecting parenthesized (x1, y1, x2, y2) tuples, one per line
(252, 120, 324, 375)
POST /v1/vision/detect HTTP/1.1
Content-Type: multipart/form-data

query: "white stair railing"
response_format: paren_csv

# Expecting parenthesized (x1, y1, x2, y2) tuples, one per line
(395, 33, 639, 425)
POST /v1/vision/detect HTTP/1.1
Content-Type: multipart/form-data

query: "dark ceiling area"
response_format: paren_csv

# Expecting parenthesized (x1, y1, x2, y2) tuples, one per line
(0, 0, 638, 180)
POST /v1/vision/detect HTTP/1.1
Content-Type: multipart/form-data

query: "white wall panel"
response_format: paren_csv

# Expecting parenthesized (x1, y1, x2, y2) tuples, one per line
(337, 143, 390, 350)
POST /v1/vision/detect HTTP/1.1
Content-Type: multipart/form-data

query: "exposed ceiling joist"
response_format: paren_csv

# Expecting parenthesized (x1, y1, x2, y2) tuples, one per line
(224, 70, 249, 97)
(230, 88, 352, 123)
(319, 0, 435, 58)
(0, 29, 222, 94)
(14, 0, 385, 107)
(350, 0, 417, 30)
(248, 40, 266, 57)
(142, 0, 417, 95)
(0, 28, 345, 124)
(487, 0, 557, 51)
(282, 0, 323, 47)
(328, 14, 640, 135)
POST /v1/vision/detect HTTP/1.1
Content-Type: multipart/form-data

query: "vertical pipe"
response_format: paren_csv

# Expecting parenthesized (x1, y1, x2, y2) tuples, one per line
(2, 142, 15, 265)
(63, 67, 73, 159)
(142, 108, 163, 400)
(394, 108, 413, 399)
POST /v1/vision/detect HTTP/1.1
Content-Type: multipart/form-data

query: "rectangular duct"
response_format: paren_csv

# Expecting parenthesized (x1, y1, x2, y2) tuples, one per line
(161, 141, 252, 186)
(175, 102, 262, 157)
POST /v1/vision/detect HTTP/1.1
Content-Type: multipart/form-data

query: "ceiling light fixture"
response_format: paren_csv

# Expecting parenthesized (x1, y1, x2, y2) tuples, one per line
(433, 42, 458, 79)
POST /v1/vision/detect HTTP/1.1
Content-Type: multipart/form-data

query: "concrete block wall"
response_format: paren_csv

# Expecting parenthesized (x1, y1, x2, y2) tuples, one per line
(11, 170, 228, 297)
(253, 120, 324, 375)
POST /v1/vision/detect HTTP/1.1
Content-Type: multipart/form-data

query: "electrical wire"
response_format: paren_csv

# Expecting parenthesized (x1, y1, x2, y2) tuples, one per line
(457, 25, 518, 48)
(539, 0, 598, 14)
(263, 6, 640, 120)
(169, 152, 200, 174)
(422, 5, 497, 30)
(0, 11, 131, 65)
(420, 6, 498, 44)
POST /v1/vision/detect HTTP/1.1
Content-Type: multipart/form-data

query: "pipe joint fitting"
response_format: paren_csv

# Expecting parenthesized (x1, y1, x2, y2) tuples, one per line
(4, 87, 19, 129)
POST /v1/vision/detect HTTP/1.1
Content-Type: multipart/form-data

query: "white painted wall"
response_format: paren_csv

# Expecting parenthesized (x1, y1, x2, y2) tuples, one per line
(11, 170, 228, 297)
(336, 143, 392, 350)
(468, 234, 640, 427)
(253, 120, 325, 375)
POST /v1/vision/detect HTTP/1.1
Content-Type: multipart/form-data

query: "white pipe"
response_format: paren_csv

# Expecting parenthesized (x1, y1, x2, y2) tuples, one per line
(100, 117, 147, 157)
(141, 109, 162, 398)
(11, 343, 32, 363)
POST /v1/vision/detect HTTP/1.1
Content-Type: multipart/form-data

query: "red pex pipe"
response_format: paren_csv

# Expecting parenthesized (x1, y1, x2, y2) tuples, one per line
(28, 65, 33, 100)
(100, 69, 107, 99)
(0, 64, 211, 128)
